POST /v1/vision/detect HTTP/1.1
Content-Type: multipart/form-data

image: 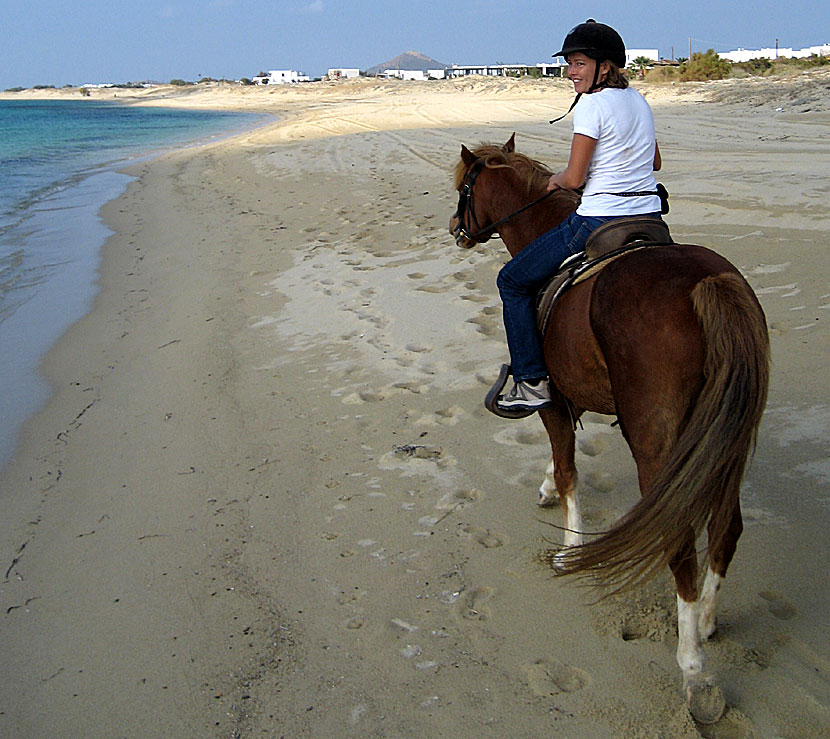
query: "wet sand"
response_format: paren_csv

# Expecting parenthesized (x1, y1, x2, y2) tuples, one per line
(1, 75, 828, 736)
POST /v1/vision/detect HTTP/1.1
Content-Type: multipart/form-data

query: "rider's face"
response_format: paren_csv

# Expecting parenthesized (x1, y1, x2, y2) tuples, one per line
(567, 52, 608, 93)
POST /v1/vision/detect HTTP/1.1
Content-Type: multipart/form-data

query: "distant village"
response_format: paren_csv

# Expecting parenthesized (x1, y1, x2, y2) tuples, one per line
(66, 41, 830, 90)
(248, 42, 830, 86)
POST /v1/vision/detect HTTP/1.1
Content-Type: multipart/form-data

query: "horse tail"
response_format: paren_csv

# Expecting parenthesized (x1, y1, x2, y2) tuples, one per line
(556, 272, 770, 593)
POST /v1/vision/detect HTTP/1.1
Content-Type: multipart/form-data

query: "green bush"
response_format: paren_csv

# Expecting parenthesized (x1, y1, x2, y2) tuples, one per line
(680, 49, 732, 81)
(169, 78, 190, 86)
(734, 57, 772, 76)
(785, 54, 830, 70)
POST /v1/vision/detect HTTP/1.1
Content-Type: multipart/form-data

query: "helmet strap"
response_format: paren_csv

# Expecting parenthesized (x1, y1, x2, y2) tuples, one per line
(549, 56, 602, 124)
(549, 92, 582, 124)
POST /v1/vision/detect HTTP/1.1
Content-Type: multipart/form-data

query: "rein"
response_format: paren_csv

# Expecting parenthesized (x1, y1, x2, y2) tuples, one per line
(454, 158, 555, 244)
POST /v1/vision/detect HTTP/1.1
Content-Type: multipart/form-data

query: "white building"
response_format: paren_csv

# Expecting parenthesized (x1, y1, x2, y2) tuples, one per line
(625, 49, 659, 66)
(380, 69, 427, 81)
(449, 62, 566, 78)
(252, 70, 309, 85)
(327, 68, 360, 80)
(719, 44, 830, 62)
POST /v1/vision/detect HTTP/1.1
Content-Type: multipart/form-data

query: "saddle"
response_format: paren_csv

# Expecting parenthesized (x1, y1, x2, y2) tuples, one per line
(484, 217, 673, 420)
(536, 216, 673, 334)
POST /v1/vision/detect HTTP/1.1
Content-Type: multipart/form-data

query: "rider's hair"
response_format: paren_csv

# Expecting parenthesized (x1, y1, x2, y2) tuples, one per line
(596, 62, 629, 90)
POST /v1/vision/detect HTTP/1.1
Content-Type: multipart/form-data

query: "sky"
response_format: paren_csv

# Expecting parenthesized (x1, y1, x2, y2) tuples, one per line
(3, 1, 829, 88)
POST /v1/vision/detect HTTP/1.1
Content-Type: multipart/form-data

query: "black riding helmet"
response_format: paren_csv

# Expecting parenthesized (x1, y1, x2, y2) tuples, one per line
(550, 19, 626, 123)
(555, 19, 626, 68)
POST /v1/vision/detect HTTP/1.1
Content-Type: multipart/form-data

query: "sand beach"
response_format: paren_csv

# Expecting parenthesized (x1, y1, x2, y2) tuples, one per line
(0, 74, 828, 736)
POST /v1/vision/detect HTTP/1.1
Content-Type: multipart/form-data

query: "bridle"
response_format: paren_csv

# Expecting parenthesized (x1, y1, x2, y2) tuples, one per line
(453, 157, 555, 247)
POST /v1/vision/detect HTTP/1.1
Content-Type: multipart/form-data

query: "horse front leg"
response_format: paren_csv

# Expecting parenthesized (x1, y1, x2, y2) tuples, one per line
(538, 405, 582, 556)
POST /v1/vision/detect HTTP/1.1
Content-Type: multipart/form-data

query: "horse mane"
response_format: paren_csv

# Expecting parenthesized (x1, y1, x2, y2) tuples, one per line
(453, 144, 553, 195)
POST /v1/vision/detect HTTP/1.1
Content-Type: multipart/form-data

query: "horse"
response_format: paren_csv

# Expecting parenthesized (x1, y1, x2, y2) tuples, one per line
(449, 134, 769, 724)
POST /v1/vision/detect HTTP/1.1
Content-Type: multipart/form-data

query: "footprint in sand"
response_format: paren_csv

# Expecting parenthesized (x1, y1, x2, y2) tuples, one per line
(583, 469, 616, 493)
(523, 659, 591, 696)
(619, 611, 668, 642)
(696, 708, 757, 739)
(388, 380, 424, 395)
(577, 435, 606, 457)
(457, 523, 505, 549)
(341, 389, 385, 404)
(514, 427, 548, 446)
(758, 591, 798, 620)
(456, 587, 494, 621)
(404, 343, 432, 354)
(587, 587, 673, 642)
(436, 487, 481, 510)
(460, 293, 490, 303)
(466, 313, 500, 337)
(415, 405, 466, 427)
(453, 488, 482, 502)
(710, 621, 791, 670)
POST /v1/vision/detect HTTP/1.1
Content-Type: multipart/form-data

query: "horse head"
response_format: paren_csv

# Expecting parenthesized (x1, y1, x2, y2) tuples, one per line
(449, 134, 518, 248)
(449, 134, 578, 255)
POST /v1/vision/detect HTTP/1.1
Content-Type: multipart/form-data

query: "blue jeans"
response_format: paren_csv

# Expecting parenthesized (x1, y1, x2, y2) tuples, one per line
(497, 212, 657, 381)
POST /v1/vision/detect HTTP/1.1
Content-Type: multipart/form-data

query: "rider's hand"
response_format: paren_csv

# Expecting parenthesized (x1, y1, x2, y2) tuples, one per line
(547, 174, 560, 191)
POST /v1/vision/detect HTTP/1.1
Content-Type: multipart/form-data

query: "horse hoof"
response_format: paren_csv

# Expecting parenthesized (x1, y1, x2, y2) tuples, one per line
(551, 550, 569, 575)
(537, 489, 557, 507)
(699, 617, 718, 642)
(684, 675, 726, 725)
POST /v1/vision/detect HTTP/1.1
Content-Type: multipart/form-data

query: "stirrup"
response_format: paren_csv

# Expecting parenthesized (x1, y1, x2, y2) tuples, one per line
(484, 364, 536, 419)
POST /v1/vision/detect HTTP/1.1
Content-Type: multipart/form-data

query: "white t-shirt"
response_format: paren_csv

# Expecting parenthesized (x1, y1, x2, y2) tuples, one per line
(573, 87, 660, 216)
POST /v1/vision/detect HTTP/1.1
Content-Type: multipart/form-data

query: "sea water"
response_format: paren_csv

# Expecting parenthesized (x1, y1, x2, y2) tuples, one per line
(0, 100, 264, 474)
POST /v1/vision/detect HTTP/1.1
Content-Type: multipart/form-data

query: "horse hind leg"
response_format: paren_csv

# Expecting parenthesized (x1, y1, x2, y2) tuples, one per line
(671, 525, 726, 724)
(699, 502, 743, 641)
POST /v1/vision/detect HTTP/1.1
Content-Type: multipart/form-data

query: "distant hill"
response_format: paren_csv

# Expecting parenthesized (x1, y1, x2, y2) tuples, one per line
(364, 51, 448, 76)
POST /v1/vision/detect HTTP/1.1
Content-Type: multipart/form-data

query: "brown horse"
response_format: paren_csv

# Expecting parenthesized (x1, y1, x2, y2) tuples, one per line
(449, 134, 769, 724)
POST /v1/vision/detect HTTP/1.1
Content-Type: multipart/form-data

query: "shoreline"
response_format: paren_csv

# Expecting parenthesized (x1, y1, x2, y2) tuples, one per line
(0, 167, 132, 474)
(1, 76, 827, 736)
(0, 104, 273, 476)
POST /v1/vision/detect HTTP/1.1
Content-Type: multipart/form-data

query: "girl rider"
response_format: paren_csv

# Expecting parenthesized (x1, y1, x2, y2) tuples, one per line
(497, 19, 663, 413)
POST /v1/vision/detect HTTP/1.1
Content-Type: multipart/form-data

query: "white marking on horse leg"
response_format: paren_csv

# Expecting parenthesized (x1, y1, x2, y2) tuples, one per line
(562, 483, 583, 549)
(698, 567, 722, 641)
(551, 478, 582, 572)
(676, 595, 705, 678)
(678, 591, 726, 724)
(538, 458, 557, 507)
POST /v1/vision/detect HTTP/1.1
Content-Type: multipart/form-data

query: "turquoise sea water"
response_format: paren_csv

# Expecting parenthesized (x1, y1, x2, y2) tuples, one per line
(0, 100, 264, 473)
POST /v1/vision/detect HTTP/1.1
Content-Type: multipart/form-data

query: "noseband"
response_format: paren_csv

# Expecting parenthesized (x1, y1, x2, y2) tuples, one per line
(453, 157, 556, 246)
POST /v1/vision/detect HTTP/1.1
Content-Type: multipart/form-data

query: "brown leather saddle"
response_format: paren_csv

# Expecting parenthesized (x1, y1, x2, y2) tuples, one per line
(536, 216, 673, 335)
(485, 216, 674, 419)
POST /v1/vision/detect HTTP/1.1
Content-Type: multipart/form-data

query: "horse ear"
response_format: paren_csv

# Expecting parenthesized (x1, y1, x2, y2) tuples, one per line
(461, 145, 476, 166)
(504, 133, 516, 153)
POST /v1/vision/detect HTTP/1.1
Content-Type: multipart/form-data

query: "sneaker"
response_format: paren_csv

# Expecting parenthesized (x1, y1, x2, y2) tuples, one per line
(497, 378, 554, 412)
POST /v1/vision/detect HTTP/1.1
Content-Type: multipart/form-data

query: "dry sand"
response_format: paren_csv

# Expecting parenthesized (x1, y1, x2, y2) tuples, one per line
(1, 75, 828, 737)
